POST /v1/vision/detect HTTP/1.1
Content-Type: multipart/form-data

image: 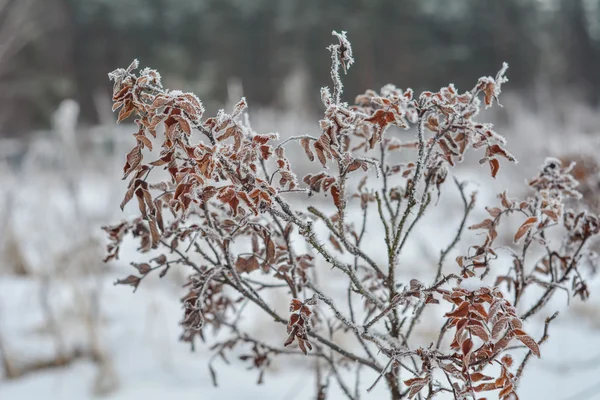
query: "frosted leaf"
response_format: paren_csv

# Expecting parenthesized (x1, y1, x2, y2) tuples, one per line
(330, 30, 354, 73)
(254, 132, 280, 141)
(126, 59, 139, 73)
(107, 68, 126, 82)
(140, 67, 163, 89)
(215, 109, 227, 125)
(320, 87, 332, 107)
(231, 97, 247, 119)
(477, 63, 509, 109)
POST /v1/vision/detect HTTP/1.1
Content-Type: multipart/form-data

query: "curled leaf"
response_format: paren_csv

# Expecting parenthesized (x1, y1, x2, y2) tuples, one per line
(514, 217, 538, 243)
(300, 138, 314, 161)
(114, 275, 141, 292)
(489, 158, 500, 178)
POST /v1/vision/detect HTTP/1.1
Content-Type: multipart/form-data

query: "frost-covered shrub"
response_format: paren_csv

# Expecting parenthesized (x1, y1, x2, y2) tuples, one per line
(102, 32, 599, 399)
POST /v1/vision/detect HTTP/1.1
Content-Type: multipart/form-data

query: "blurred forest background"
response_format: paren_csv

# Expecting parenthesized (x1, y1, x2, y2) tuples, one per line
(2, 0, 600, 135)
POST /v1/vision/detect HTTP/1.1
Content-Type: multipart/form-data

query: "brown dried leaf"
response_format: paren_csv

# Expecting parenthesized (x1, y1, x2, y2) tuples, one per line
(492, 318, 508, 339)
(117, 102, 135, 123)
(365, 109, 395, 131)
(487, 144, 515, 161)
(471, 372, 494, 382)
(469, 324, 490, 342)
(404, 378, 427, 399)
(266, 237, 276, 263)
(149, 218, 160, 248)
(135, 188, 147, 218)
(542, 209, 559, 222)
(259, 145, 273, 160)
(120, 184, 136, 210)
(231, 98, 247, 118)
(300, 138, 314, 162)
(329, 235, 343, 253)
(469, 219, 494, 231)
(135, 133, 153, 150)
(445, 301, 469, 319)
(331, 185, 341, 210)
(283, 332, 296, 348)
(314, 141, 327, 167)
(236, 256, 260, 273)
(489, 158, 500, 178)
(499, 385, 515, 398)
(132, 263, 151, 274)
(123, 146, 142, 179)
(114, 275, 141, 292)
(174, 115, 192, 135)
(217, 126, 237, 142)
(517, 334, 540, 357)
(298, 338, 310, 355)
(474, 382, 498, 392)
(486, 207, 502, 218)
(514, 217, 538, 243)
(461, 338, 474, 355)
(346, 160, 362, 173)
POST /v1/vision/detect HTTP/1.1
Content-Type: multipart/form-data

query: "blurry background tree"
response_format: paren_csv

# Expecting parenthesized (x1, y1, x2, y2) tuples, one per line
(1, 0, 600, 136)
(0, 0, 71, 134)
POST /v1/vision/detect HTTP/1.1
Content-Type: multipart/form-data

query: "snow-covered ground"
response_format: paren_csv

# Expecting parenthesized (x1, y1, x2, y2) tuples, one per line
(2, 273, 600, 400)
